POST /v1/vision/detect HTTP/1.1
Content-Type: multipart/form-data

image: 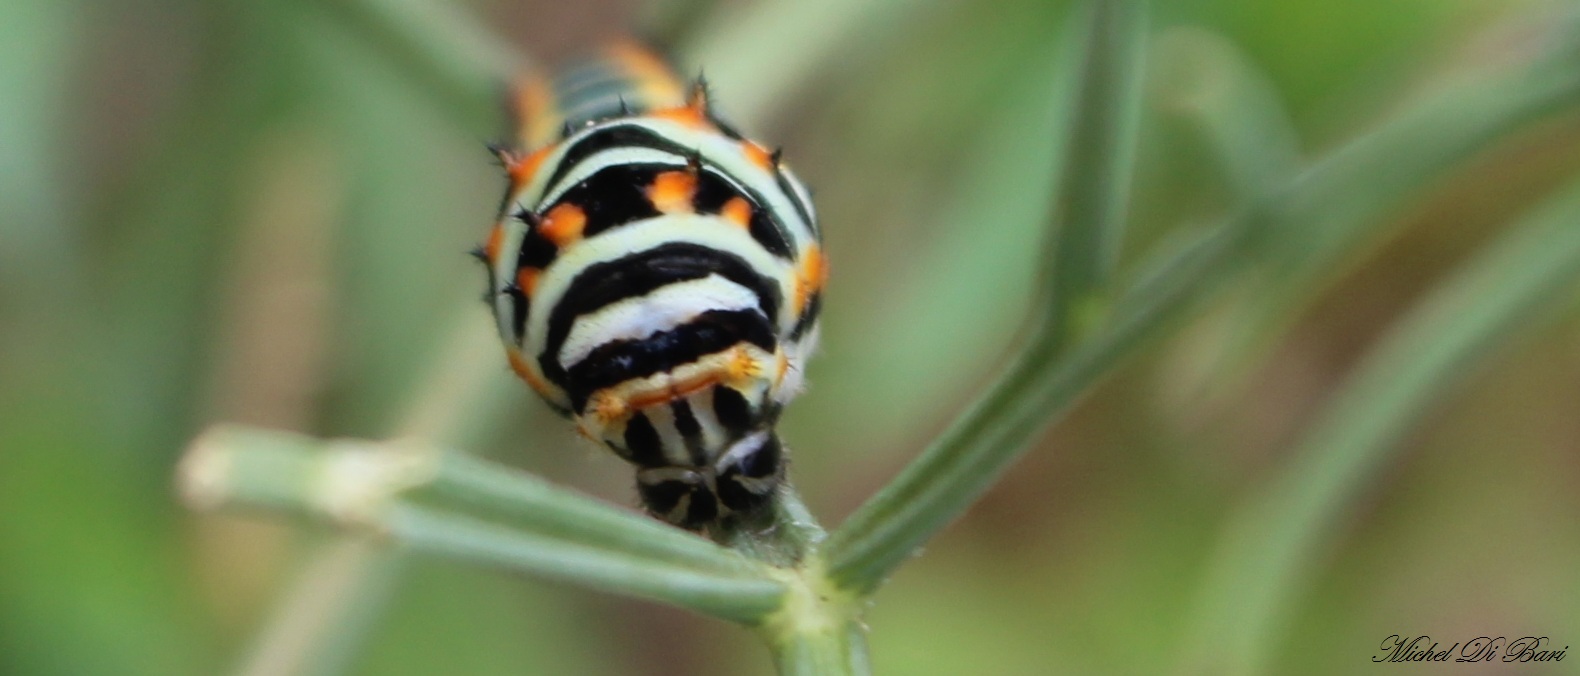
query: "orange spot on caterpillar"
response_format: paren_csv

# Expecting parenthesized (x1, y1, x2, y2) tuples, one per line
(483, 224, 505, 263)
(793, 245, 827, 314)
(721, 197, 752, 228)
(508, 145, 556, 192)
(507, 349, 555, 400)
(724, 346, 764, 388)
(625, 373, 721, 411)
(807, 245, 828, 289)
(648, 170, 698, 215)
(539, 203, 587, 247)
(516, 267, 541, 297)
(650, 104, 709, 129)
(588, 391, 630, 424)
(742, 142, 775, 171)
(593, 346, 770, 414)
(492, 143, 557, 195)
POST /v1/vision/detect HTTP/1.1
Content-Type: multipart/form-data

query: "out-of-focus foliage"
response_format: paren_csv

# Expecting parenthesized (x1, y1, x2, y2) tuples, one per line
(2, 0, 1579, 674)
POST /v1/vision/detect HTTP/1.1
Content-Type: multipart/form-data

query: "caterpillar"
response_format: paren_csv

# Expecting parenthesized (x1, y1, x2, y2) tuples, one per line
(475, 43, 825, 529)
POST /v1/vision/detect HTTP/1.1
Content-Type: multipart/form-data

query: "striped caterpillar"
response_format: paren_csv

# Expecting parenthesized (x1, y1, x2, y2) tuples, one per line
(476, 44, 825, 529)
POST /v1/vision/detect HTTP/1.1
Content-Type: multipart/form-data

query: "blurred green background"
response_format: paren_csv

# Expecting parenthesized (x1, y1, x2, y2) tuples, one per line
(3, 0, 1579, 674)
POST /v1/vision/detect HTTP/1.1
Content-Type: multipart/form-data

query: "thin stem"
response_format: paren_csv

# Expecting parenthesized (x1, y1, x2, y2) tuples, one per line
(759, 562, 869, 676)
(770, 620, 870, 676)
(179, 425, 787, 624)
(1043, 0, 1147, 347)
(823, 0, 1152, 594)
(386, 506, 784, 624)
(713, 485, 827, 568)
(825, 210, 1248, 593)
(418, 450, 780, 578)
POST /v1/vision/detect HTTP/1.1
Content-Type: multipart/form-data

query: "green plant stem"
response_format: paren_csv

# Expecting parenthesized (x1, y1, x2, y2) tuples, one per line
(823, 0, 1151, 594)
(769, 620, 870, 676)
(713, 486, 827, 568)
(385, 507, 783, 624)
(828, 209, 1247, 593)
(180, 424, 787, 623)
(758, 561, 868, 676)
(1179, 176, 1580, 676)
(415, 449, 783, 578)
(1043, 0, 1147, 347)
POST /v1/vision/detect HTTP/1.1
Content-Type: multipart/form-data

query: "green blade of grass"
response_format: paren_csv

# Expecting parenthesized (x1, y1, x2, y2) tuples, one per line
(823, 0, 1150, 594)
(1178, 175, 1580, 676)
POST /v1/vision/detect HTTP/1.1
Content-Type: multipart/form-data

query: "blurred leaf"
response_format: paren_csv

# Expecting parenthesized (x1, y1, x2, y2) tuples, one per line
(1207, 17, 1580, 390)
(789, 8, 1068, 466)
(824, 0, 1149, 595)
(1275, 22, 1580, 259)
(780, 0, 1093, 506)
(286, 8, 501, 437)
(0, 0, 80, 312)
(236, 538, 403, 676)
(1178, 0, 1476, 127)
(1044, 0, 1148, 346)
(0, 3, 249, 674)
(1150, 27, 1301, 205)
(353, 556, 617, 676)
(298, 0, 524, 138)
(0, 421, 218, 676)
(95, 2, 310, 479)
(680, 0, 953, 128)
(1180, 175, 1580, 676)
